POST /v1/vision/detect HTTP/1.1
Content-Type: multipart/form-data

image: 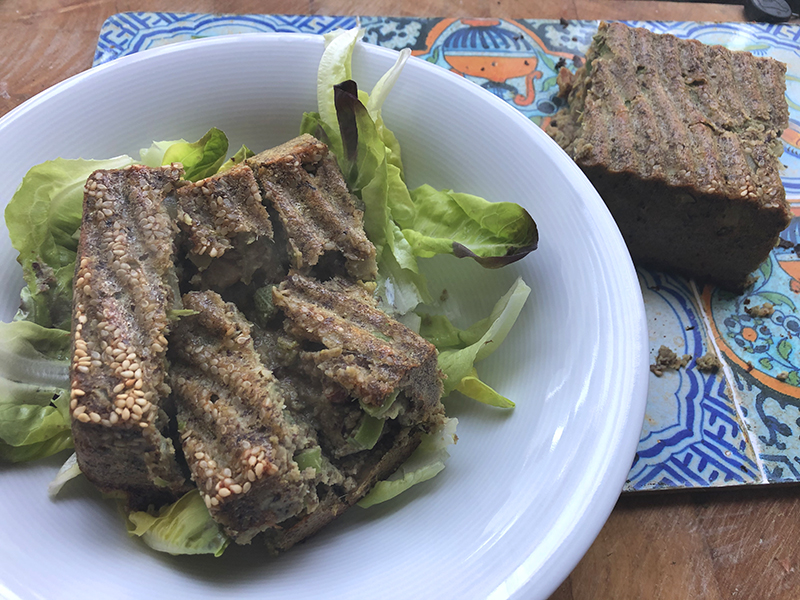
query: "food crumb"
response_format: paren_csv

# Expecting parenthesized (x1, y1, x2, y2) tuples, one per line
(777, 371, 789, 381)
(439, 289, 449, 302)
(745, 302, 775, 318)
(696, 351, 722, 373)
(649, 345, 692, 377)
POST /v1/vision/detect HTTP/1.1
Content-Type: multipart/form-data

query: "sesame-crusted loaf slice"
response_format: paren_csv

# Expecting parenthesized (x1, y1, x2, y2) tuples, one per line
(272, 274, 444, 427)
(247, 134, 377, 281)
(169, 290, 344, 544)
(175, 163, 286, 291)
(545, 21, 792, 291)
(70, 164, 190, 511)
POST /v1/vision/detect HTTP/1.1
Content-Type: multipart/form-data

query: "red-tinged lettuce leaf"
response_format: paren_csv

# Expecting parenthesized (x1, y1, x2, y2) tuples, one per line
(400, 185, 538, 267)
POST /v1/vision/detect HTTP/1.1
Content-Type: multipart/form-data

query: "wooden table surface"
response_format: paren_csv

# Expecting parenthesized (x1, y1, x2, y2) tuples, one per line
(3, 1, 800, 599)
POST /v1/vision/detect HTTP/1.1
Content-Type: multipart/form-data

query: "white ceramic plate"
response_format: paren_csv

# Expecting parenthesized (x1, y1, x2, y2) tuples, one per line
(0, 33, 648, 600)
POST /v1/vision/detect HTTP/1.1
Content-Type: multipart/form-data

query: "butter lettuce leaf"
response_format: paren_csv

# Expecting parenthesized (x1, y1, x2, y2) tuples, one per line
(126, 490, 230, 556)
(161, 127, 229, 181)
(0, 321, 72, 462)
(400, 185, 538, 267)
(421, 277, 530, 406)
(217, 144, 255, 174)
(5, 156, 134, 329)
(303, 28, 537, 316)
(358, 417, 457, 508)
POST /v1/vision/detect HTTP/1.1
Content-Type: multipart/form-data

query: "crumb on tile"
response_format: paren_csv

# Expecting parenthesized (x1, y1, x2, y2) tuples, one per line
(649, 345, 692, 377)
(696, 351, 722, 374)
(744, 302, 775, 318)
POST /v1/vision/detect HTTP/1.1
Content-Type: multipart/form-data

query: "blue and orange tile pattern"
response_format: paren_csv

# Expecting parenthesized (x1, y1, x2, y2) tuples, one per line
(94, 14, 800, 491)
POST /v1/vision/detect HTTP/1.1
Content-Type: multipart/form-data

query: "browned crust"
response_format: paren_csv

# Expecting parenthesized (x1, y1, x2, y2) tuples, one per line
(273, 273, 443, 417)
(545, 22, 792, 291)
(170, 290, 340, 544)
(69, 164, 190, 510)
(248, 134, 377, 281)
(262, 423, 422, 553)
(176, 164, 284, 290)
(176, 163, 272, 259)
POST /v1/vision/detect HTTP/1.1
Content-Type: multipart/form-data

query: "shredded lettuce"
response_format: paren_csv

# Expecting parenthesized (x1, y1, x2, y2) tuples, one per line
(125, 490, 230, 556)
(421, 277, 531, 407)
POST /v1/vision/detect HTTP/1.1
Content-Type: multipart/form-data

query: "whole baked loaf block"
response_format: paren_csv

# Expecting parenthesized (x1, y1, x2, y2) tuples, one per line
(546, 21, 792, 291)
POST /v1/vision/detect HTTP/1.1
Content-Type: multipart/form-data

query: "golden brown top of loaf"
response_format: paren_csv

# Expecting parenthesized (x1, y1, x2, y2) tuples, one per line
(557, 21, 789, 208)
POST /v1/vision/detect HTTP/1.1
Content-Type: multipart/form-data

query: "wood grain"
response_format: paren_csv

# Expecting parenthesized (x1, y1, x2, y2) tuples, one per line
(2, 2, 799, 599)
(552, 486, 800, 600)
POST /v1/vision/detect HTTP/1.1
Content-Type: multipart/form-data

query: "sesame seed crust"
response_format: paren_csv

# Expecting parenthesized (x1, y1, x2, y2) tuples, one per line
(170, 290, 343, 544)
(69, 164, 191, 510)
(176, 164, 285, 289)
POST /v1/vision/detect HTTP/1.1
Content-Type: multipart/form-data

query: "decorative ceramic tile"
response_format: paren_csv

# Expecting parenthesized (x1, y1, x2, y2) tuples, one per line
(94, 14, 800, 491)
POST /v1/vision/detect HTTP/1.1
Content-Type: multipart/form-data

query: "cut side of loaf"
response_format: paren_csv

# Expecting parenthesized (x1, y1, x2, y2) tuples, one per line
(546, 21, 792, 291)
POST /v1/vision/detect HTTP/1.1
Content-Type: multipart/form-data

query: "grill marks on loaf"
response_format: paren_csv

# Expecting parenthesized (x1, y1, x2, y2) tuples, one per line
(273, 274, 443, 420)
(71, 135, 444, 549)
(70, 164, 190, 510)
(170, 291, 338, 544)
(575, 22, 786, 201)
(247, 134, 377, 281)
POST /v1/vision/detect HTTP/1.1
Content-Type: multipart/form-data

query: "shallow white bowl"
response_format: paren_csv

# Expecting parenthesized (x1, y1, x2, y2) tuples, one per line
(0, 33, 648, 600)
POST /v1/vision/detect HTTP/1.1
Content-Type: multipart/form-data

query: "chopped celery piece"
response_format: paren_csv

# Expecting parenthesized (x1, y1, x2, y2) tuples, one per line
(295, 447, 323, 472)
(348, 413, 384, 450)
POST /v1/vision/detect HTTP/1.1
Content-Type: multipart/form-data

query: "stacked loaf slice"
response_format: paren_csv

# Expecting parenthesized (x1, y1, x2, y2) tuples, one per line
(69, 135, 444, 550)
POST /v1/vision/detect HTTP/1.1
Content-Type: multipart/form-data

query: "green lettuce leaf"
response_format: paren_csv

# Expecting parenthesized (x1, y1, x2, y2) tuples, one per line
(5, 156, 135, 329)
(48, 452, 81, 498)
(421, 277, 530, 406)
(139, 139, 183, 167)
(400, 185, 538, 267)
(358, 417, 457, 508)
(125, 490, 230, 556)
(217, 144, 255, 174)
(161, 128, 229, 181)
(0, 321, 72, 462)
(303, 28, 537, 316)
